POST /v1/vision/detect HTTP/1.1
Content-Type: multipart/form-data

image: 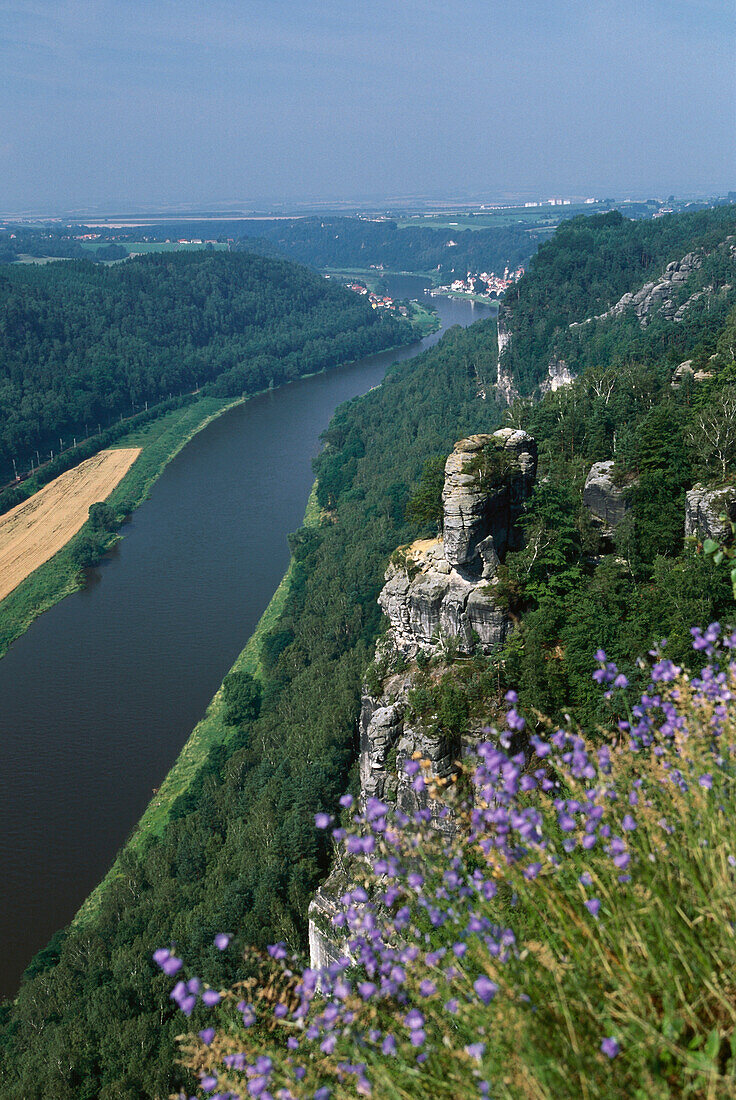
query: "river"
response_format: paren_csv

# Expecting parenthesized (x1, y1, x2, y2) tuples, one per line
(0, 276, 493, 995)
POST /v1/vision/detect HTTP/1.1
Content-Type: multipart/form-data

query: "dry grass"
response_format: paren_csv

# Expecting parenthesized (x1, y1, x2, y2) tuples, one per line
(0, 447, 140, 601)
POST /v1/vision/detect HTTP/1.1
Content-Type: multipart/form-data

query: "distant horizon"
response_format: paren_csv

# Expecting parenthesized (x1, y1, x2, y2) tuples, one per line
(2, 188, 734, 225)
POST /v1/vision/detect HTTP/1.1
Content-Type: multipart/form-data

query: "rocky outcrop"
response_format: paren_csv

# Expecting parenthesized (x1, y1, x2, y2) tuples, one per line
(593, 250, 704, 328)
(583, 461, 630, 535)
(379, 542, 510, 657)
(442, 430, 536, 570)
(539, 358, 575, 394)
(309, 877, 350, 973)
(685, 486, 736, 542)
(495, 318, 519, 405)
(381, 431, 536, 658)
(671, 360, 716, 387)
(359, 688, 406, 803)
(308, 430, 537, 969)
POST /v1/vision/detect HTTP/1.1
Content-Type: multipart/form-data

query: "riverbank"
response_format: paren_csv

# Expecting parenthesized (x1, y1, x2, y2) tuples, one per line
(0, 313, 434, 663)
(0, 396, 243, 661)
(430, 288, 502, 306)
(74, 485, 321, 929)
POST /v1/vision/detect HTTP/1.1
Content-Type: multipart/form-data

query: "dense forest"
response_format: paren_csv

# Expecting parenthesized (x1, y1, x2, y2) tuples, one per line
(501, 206, 736, 392)
(1, 205, 735, 1097)
(0, 250, 409, 483)
(231, 216, 541, 278)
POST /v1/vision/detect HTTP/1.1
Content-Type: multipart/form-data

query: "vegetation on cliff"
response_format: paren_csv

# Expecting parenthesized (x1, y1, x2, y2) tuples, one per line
(501, 206, 736, 393)
(167, 627, 736, 1098)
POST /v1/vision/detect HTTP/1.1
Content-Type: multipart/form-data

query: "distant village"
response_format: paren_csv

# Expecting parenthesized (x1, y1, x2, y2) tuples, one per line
(345, 283, 409, 314)
(433, 265, 525, 299)
(344, 266, 524, 309)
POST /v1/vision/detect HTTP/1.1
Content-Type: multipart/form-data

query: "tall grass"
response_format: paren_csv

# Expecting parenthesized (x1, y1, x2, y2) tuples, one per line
(160, 625, 736, 1099)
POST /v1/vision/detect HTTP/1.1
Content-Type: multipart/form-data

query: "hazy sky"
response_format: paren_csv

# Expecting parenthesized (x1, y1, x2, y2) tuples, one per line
(1, 0, 734, 212)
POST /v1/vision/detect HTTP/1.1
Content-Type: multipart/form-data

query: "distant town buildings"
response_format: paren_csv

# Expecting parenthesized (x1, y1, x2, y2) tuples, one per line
(439, 265, 525, 299)
(345, 282, 398, 310)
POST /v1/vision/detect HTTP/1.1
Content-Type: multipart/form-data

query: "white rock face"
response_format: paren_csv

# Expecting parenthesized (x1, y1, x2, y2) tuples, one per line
(495, 317, 519, 405)
(540, 358, 575, 394)
(583, 460, 630, 533)
(685, 486, 736, 542)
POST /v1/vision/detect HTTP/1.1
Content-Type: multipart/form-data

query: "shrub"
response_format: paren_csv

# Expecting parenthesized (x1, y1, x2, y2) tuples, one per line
(222, 671, 262, 727)
(155, 624, 736, 1099)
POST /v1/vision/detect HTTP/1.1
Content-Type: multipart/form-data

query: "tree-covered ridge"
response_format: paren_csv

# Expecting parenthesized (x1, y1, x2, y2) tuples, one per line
(487, 304, 736, 727)
(233, 216, 541, 280)
(0, 250, 409, 483)
(501, 206, 736, 392)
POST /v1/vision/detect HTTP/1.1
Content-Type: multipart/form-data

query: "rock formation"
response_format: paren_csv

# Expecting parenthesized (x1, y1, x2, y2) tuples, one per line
(495, 317, 519, 405)
(583, 460, 630, 535)
(685, 486, 736, 542)
(597, 250, 704, 328)
(308, 430, 537, 968)
(539, 358, 575, 394)
(671, 360, 716, 387)
(381, 431, 536, 657)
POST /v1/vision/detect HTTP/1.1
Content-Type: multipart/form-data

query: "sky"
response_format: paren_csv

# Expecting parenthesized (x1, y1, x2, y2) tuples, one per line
(1, 0, 734, 212)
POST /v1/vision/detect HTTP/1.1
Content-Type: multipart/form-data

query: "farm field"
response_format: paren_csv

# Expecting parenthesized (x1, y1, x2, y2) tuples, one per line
(392, 207, 583, 230)
(0, 448, 140, 603)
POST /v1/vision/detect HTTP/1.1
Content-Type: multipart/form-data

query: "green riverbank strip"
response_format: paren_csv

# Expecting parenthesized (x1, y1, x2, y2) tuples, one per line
(0, 395, 243, 661)
(74, 485, 320, 928)
(0, 313, 436, 663)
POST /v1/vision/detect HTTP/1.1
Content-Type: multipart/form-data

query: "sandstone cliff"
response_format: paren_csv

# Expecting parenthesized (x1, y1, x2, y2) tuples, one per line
(308, 429, 537, 967)
(582, 460, 630, 536)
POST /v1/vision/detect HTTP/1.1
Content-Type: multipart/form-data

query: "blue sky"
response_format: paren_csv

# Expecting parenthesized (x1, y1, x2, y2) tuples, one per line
(1, 0, 734, 211)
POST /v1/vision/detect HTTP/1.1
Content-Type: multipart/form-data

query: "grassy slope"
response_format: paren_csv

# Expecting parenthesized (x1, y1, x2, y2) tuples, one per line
(74, 485, 320, 926)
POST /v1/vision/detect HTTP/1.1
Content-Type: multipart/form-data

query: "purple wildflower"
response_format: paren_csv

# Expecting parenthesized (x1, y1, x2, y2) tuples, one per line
(473, 976, 498, 1005)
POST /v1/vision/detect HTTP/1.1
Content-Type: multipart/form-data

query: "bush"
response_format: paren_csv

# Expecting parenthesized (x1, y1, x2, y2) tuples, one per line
(222, 671, 262, 727)
(158, 623, 736, 1099)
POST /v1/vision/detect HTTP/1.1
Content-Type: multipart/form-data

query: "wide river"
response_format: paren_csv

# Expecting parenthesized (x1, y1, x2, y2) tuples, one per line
(0, 277, 492, 995)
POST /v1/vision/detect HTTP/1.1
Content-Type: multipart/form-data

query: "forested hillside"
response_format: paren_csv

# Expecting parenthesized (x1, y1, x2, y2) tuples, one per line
(232, 216, 541, 278)
(501, 206, 736, 392)
(2, 205, 735, 1097)
(0, 251, 408, 483)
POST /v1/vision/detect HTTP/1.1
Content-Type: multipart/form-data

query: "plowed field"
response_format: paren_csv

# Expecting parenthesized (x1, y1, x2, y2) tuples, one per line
(0, 448, 140, 602)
